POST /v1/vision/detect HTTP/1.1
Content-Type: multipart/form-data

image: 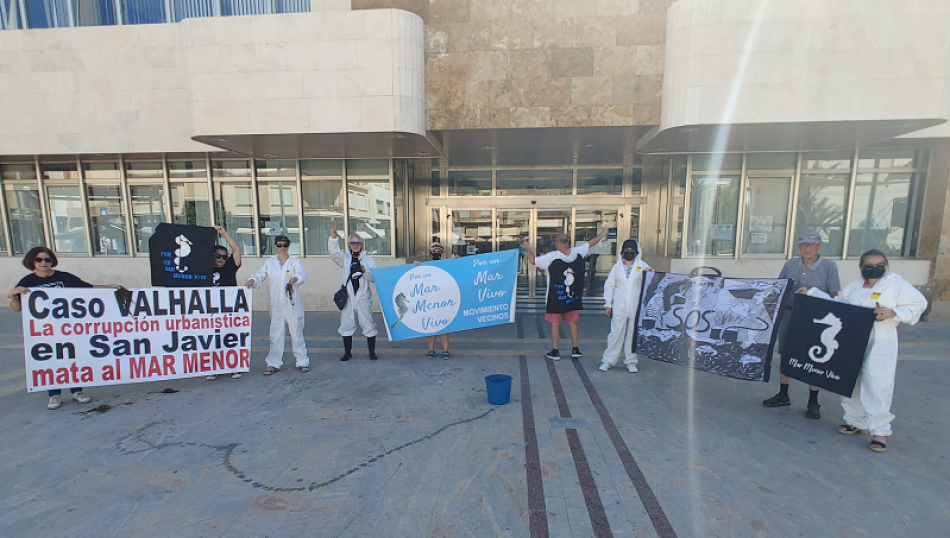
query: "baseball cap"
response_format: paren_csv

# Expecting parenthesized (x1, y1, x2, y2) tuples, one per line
(797, 232, 822, 244)
(274, 235, 291, 244)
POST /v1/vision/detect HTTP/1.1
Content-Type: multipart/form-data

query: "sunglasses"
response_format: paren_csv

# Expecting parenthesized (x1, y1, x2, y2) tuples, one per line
(276, 243, 290, 248)
(862, 264, 886, 270)
(214, 254, 228, 260)
(34, 257, 52, 263)
(349, 242, 363, 246)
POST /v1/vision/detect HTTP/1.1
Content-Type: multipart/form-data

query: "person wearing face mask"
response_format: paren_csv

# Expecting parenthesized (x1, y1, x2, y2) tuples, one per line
(801, 249, 926, 453)
(329, 222, 379, 361)
(599, 239, 652, 373)
(245, 235, 310, 375)
(417, 242, 451, 358)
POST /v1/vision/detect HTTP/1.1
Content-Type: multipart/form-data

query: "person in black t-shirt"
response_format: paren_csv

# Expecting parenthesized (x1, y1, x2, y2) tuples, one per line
(8, 247, 121, 410)
(208, 226, 243, 380)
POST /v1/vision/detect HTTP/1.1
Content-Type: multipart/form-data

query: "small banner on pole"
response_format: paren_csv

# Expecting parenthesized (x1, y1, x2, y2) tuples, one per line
(372, 250, 518, 341)
(635, 271, 791, 382)
(22, 287, 253, 392)
(781, 294, 875, 397)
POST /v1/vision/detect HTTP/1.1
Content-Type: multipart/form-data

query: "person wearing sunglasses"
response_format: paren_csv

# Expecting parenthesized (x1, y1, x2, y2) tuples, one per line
(329, 221, 379, 361)
(800, 249, 927, 453)
(764, 232, 841, 419)
(245, 235, 310, 375)
(207, 225, 243, 380)
(8, 247, 120, 410)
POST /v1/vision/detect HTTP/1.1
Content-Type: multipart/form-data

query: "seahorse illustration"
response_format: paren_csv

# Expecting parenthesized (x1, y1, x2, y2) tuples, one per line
(563, 267, 575, 298)
(809, 312, 843, 363)
(391, 292, 410, 330)
(174, 235, 192, 272)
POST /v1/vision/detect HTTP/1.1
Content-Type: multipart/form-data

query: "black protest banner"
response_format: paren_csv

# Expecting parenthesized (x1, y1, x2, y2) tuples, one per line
(634, 272, 791, 382)
(148, 223, 216, 287)
(781, 294, 875, 397)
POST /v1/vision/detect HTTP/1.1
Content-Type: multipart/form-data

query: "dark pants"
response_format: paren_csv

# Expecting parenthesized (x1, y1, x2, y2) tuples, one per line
(48, 388, 83, 397)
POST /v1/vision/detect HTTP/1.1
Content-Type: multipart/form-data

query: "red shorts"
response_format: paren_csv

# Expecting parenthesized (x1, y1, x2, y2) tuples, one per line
(545, 311, 579, 323)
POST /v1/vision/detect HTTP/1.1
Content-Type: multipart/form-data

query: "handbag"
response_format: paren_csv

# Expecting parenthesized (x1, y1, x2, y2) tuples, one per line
(333, 284, 348, 310)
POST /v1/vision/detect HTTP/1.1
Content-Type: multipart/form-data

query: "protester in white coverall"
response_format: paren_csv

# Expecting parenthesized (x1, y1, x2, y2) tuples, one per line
(245, 235, 310, 374)
(600, 239, 652, 373)
(329, 222, 379, 361)
(803, 249, 926, 453)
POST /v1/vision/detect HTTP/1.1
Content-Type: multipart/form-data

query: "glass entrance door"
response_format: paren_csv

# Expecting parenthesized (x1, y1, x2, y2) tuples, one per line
(534, 209, 572, 300)
(450, 209, 493, 258)
(496, 210, 530, 296)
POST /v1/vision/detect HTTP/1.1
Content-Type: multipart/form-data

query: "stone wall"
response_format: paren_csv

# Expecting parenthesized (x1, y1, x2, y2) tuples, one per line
(354, 0, 673, 130)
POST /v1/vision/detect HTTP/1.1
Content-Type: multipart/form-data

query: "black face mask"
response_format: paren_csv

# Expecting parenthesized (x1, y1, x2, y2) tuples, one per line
(861, 266, 886, 280)
(431, 253, 442, 260)
(622, 251, 637, 261)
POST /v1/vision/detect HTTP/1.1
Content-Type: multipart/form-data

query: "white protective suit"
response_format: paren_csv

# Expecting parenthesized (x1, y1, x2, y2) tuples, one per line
(808, 272, 926, 436)
(602, 253, 652, 367)
(329, 236, 378, 337)
(248, 255, 309, 369)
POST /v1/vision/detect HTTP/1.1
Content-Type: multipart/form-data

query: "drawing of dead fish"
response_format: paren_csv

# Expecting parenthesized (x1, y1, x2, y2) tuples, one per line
(391, 292, 409, 330)
(739, 354, 762, 365)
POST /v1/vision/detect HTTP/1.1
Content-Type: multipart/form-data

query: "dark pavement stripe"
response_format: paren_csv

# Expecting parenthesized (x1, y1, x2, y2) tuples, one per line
(520, 355, 549, 538)
(546, 359, 613, 538)
(571, 360, 678, 538)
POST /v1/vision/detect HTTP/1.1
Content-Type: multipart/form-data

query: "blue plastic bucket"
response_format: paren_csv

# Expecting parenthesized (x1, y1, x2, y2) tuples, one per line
(485, 374, 513, 405)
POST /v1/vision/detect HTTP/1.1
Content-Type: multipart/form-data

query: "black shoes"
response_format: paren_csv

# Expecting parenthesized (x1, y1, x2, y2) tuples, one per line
(571, 347, 582, 359)
(762, 394, 791, 407)
(340, 352, 352, 362)
(806, 401, 821, 419)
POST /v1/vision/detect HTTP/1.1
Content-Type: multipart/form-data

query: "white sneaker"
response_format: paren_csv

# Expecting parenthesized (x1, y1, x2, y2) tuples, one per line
(598, 363, 610, 372)
(230, 373, 242, 379)
(72, 391, 91, 404)
(206, 375, 218, 380)
(627, 365, 638, 373)
(47, 395, 62, 409)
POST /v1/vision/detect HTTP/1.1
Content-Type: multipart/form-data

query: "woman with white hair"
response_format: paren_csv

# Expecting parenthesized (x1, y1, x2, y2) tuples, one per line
(330, 222, 379, 361)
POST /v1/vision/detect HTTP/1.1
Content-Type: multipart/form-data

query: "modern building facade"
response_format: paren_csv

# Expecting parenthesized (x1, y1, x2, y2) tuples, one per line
(1, 0, 949, 314)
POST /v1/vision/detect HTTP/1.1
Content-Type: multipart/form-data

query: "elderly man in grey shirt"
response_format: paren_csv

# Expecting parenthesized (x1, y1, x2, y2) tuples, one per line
(763, 232, 841, 419)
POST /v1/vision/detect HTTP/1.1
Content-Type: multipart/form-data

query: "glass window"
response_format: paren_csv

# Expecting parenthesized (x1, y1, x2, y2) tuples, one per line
(1, 0, 22, 30)
(171, 0, 215, 22)
(5, 184, 44, 254)
(83, 162, 120, 180)
(168, 160, 206, 179)
(47, 185, 88, 254)
(577, 169, 622, 195)
(122, 0, 167, 24)
(170, 183, 211, 226)
(0, 208, 5, 253)
(452, 210, 493, 258)
(431, 208, 441, 244)
(276, 0, 309, 13)
(687, 175, 739, 256)
(24, 0, 71, 28)
(803, 151, 852, 171)
(41, 162, 78, 180)
(212, 159, 251, 178)
(629, 206, 640, 241)
(347, 180, 391, 255)
(346, 159, 389, 176)
(633, 168, 642, 196)
(301, 159, 342, 177)
(691, 154, 742, 171)
(1, 164, 37, 180)
(742, 177, 791, 255)
(497, 170, 572, 196)
(857, 150, 922, 169)
(430, 170, 440, 197)
(87, 185, 127, 255)
(747, 153, 797, 171)
(848, 172, 920, 258)
(214, 182, 257, 255)
(75, 0, 117, 26)
(448, 171, 491, 196)
(258, 181, 300, 256)
(795, 173, 849, 257)
(256, 160, 296, 178)
(126, 161, 163, 179)
(302, 177, 343, 255)
(129, 185, 165, 254)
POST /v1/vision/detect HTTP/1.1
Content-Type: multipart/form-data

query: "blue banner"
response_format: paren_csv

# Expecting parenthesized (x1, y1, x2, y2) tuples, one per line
(372, 250, 519, 341)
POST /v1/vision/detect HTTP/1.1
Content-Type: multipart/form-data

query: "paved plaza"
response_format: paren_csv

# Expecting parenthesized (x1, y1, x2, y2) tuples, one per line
(0, 308, 948, 538)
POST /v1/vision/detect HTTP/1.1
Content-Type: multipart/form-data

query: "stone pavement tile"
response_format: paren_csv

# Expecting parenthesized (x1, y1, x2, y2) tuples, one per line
(541, 494, 572, 538)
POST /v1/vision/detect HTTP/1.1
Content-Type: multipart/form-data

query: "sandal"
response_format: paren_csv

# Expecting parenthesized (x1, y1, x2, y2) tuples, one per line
(869, 440, 887, 453)
(426, 351, 436, 358)
(837, 424, 868, 435)
(263, 366, 279, 376)
(298, 366, 309, 373)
